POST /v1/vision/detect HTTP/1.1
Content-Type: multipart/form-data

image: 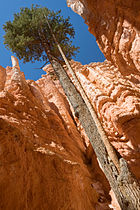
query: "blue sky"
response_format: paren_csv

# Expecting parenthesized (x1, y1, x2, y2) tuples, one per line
(0, 0, 105, 80)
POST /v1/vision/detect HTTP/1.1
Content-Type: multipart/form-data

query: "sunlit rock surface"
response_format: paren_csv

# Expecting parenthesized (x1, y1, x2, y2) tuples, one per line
(67, 0, 140, 192)
(67, 60, 140, 181)
(68, 2, 140, 208)
(44, 57, 140, 209)
(0, 58, 111, 210)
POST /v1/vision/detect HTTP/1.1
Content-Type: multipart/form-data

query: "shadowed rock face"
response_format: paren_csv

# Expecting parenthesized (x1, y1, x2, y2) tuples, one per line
(0, 58, 111, 210)
(67, 0, 140, 180)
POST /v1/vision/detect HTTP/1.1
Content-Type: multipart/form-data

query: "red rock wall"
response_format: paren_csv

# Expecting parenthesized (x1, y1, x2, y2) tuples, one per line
(0, 62, 111, 209)
(67, 0, 140, 180)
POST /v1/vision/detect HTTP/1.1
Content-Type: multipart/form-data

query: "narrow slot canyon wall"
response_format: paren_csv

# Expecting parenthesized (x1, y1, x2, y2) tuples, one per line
(67, 0, 140, 180)
(0, 59, 111, 210)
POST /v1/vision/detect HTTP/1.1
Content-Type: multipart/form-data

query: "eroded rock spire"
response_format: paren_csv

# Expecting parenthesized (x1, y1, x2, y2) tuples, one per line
(11, 56, 22, 83)
(11, 56, 20, 70)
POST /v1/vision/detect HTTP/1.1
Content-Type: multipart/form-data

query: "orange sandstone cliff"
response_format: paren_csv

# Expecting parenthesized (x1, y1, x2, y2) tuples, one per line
(0, 58, 111, 210)
(67, 0, 140, 180)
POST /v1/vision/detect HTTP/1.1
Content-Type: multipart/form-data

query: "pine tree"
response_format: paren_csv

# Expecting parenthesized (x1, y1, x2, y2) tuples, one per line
(3, 5, 79, 65)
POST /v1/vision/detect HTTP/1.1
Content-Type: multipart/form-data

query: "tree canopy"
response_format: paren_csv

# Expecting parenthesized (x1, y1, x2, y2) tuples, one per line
(3, 5, 79, 64)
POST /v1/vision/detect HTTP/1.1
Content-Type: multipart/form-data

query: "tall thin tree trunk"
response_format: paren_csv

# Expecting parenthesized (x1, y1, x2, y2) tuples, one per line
(39, 27, 140, 209)
(49, 58, 140, 210)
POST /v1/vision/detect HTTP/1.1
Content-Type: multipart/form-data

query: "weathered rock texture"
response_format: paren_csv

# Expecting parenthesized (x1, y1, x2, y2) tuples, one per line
(65, 60, 140, 180)
(67, 1, 140, 207)
(67, 0, 140, 178)
(0, 57, 111, 210)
